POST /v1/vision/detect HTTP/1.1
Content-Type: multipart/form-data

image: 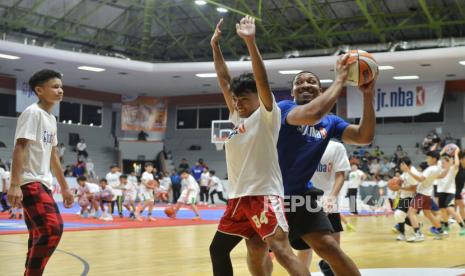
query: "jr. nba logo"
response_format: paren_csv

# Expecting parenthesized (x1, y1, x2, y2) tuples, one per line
(416, 86, 425, 106)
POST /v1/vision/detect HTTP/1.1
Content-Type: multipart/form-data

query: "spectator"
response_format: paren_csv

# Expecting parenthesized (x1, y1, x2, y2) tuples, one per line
(360, 151, 371, 173)
(76, 139, 88, 159)
(64, 165, 74, 177)
(138, 131, 148, 141)
(380, 157, 392, 176)
(372, 145, 384, 157)
(178, 158, 189, 172)
(73, 160, 86, 177)
(393, 145, 407, 164)
(170, 171, 182, 203)
(191, 162, 203, 182)
(57, 143, 66, 163)
(198, 158, 208, 170)
(86, 158, 96, 179)
(369, 158, 381, 177)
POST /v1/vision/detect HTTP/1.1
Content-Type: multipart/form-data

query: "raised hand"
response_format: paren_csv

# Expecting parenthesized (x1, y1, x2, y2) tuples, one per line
(236, 15, 256, 42)
(211, 18, 223, 47)
(335, 53, 353, 84)
(359, 77, 376, 96)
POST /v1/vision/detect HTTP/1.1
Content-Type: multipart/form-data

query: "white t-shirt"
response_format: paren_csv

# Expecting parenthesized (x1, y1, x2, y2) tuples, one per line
(76, 142, 87, 151)
(369, 163, 381, 175)
(87, 182, 100, 194)
(225, 97, 284, 199)
(86, 162, 94, 171)
(416, 165, 441, 196)
(182, 174, 200, 194)
(140, 171, 154, 193)
(124, 181, 138, 197)
(437, 167, 458, 194)
(14, 103, 58, 190)
(3, 171, 10, 190)
(105, 172, 122, 197)
(200, 172, 211, 187)
(128, 175, 138, 186)
(400, 166, 418, 199)
(311, 141, 351, 194)
(160, 176, 171, 190)
(210, 175, 223, 192)
(348, 169, 365, 189)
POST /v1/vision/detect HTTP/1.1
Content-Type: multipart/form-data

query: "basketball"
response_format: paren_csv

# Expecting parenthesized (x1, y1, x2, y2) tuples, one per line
(164, 206, 176, 218)
(387, 177, 403, 192)
(444, 143, 459, 156)
(346, 49, 378, 87)
(147, 180, 157, 189)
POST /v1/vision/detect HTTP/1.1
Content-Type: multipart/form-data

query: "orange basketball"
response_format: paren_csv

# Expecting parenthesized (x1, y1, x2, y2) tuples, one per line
(346, 49, 378, 87)
(387, 177, 403, 192)
(164, 206, 176, 218)
(146, 180, 157, 189)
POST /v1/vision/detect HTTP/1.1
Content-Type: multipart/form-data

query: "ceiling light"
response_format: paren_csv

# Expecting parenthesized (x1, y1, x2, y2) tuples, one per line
(393, 75, 419, 80)
(320, 79, 333, 83)
(378, 65, 394, 70)
(0, 53, 20, 60)
(196, 73, 217, 78)
(459, 61, 465, 66)
(78, 66, 105, 72)
(217, 7, 228, 13)
(279, 70, 302, 75)
(195, 0, 207, 5)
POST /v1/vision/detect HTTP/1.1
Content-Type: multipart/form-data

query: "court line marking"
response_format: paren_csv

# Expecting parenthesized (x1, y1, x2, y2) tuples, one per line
(0, 240, 89, 276)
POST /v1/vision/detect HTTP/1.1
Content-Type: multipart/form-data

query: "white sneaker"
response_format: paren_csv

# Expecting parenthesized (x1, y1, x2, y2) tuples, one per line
(396, 234, 406, 241)
(407, 232, 425, 242)
(103, 215, 113, 221)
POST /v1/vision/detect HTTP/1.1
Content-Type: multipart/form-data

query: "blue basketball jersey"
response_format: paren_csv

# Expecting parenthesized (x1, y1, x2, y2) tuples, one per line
(277, 100, 349, 195)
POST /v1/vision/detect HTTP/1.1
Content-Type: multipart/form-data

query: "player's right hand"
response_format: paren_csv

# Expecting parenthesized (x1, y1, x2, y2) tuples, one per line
(335, 53, 353, 83)
(211, 18, 223, 46)
(7, 185, 22, 208)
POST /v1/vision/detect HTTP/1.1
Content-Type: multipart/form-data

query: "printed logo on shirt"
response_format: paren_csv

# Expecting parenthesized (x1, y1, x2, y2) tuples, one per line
(297, 126, 328, 140)
(42, 130, 55, 145)
(228, 123, 246, 139)
(316, 162, 333, 173)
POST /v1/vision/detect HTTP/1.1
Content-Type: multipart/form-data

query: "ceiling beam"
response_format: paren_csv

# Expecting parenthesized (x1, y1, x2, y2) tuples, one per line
(294, 0, 333, 47)
(355, 0, 385, 43)
(141, 0, 156, 57)
(418, 0, 442, 38)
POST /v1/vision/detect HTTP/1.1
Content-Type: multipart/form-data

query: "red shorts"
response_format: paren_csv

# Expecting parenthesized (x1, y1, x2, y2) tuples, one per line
(217, 195, 288, 240)
(411, 193, 433, 210)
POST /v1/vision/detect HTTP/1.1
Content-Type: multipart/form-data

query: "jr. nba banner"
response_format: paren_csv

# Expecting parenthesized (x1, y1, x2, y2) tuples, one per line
(346, 81, 445, 118)
(121, 95, 168, 132)
(16, 78, 60, 116)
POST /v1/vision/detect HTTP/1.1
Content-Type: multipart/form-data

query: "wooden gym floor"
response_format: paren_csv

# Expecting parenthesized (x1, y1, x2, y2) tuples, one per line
(1, 215, 465, 276)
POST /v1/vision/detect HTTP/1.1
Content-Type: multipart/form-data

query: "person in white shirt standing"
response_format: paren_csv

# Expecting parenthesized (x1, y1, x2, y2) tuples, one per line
(7, 69, 74, 275)
(106, 164, 123, 218)
(171, 170, 201, 220)
(436, 147, 465, 235)
(0, 165, 10, 212)
(208, 170, 227, 206)
(76, 138, 88, 159)
(400, 151, 443, 242)
(199, 168, 211, 205)
(135, 162, 156, 221)
(209, 16, 308, 276)
(347, 164, 366, 214)
(297, 140, 352, 271)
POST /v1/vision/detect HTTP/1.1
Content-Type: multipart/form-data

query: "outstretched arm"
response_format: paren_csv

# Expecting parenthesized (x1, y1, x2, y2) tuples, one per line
(236, 15, 273, 111)
(211, 18, 234, 113)
(341, 80, 376, 145)
(286, 54, 352, 126)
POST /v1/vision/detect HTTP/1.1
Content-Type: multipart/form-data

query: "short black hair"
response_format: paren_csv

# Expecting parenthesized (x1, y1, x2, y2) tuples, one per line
(110, 164, 118, 169)
(426, 150, 440, 160)
(230, 73, 257, 96)
(119, 174, 128, 180)
(292, 71, 321, 87)
(28, 69, 62, 94)
(145, 162, 153, 168)
(77, 176, 87, 182)
(210, 170, 216, 175)
(419, 161, 428, 170)
(181, 170, 190, 175)
(100, 178, 108, 184)
(399, 156, 411, 166)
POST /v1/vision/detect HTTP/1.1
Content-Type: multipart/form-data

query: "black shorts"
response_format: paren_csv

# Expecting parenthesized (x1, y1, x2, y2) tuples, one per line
(285, 195, 333, 250)
(455, 183, 464, 200)
(438, 192, 455, 208)
(328, 213, 343, 233)
(396, 197, 413, 213)
(433, 186, 438, 197)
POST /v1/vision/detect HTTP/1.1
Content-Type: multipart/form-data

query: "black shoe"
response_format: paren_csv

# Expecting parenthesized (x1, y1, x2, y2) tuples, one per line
(318, 260, 334, 276)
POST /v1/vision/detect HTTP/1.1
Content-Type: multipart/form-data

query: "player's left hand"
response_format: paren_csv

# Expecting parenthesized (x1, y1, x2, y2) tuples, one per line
(236, 15, 256, 42)
(62, 189, 74, 208)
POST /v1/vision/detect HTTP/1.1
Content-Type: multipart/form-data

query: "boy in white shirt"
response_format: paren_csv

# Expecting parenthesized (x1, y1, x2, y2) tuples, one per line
(98, 178, 115, 221)
(400, 151, 443, 241)
(105, 164, 123, 217)
(199, 168, 211, 205)
(347, 164, 366, 214)
(76, 176, 92, 218)
(8, 69, 74, 275)
(171, 170, 201, 220)
(134, 162, 156, 221)
(208, 170, 227, 206)
(121, 174, 137, 219)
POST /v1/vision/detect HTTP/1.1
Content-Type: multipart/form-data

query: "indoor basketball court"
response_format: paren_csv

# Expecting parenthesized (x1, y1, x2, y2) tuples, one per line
(1, 1, 465, 276)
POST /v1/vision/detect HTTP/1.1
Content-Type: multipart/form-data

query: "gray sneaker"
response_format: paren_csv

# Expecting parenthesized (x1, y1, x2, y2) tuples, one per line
(396, 234, 406, 241)
(407, 232, 425, 242)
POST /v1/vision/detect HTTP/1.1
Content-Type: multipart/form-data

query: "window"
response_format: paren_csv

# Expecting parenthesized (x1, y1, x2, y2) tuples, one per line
(199, 108, 220, 128)
(59, 102, 80, 124)
(0, 94, 16, 117)
(82, 104, 102, 126)
(177, 109, 197, 129)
